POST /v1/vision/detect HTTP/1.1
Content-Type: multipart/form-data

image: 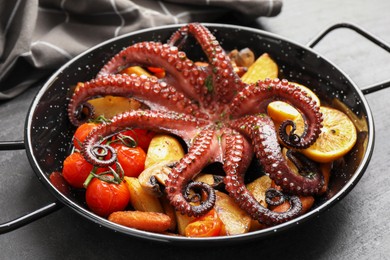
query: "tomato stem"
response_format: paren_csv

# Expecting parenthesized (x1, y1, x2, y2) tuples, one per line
(89, 115, 111, 124)
(83, 171, 96, 188)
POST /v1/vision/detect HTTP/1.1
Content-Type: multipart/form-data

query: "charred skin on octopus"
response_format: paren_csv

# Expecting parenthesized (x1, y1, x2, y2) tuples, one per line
(67, 23, 324, 226)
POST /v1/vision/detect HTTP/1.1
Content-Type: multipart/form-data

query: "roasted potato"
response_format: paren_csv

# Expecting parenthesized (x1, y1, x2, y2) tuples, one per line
(246, 175, 272, 231)
(214, 191, 251, 235)
(144, 134, 185, 168)
(87, 95, 141, 119)
(124, 176, 164, 213)
(175, 211, 196, 236)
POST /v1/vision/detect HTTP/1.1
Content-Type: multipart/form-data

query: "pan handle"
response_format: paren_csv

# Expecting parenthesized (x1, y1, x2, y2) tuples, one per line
(0, 140, 63, 234)
(307, 22, 390, 95)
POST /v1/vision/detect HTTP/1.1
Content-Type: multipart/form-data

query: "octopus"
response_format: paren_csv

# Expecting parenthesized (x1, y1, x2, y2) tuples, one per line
(67, 23, 324, 226)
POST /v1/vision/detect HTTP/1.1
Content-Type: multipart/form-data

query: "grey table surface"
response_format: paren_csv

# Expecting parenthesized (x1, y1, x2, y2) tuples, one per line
(1, 0, 390, 259)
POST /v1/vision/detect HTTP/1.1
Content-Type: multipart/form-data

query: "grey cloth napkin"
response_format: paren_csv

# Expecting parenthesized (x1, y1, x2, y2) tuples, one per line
(0, 0, 282, 99)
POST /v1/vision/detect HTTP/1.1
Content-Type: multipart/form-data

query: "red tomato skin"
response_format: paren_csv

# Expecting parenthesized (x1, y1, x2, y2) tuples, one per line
(49, 171, 71, 196)
(86, 178, 130, 217)
(185, 209, 223, 237)
(115, 145, 146, 178)
(73, 122, 98, 150)
(118, 129, 155, 152)
(62, 153, 94, 189)
(147, 67, 165, 78)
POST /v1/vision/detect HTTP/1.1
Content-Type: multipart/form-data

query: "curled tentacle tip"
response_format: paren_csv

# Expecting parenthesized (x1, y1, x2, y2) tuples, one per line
(265, 188, 285, 206)
(70, 102, 95, 126)
(184, 181, 216, 216)
(289, 133, 301, 145)
(85, 144, 117, 167)
(279, 119, 304, 148)
(284, 149, 324, 195)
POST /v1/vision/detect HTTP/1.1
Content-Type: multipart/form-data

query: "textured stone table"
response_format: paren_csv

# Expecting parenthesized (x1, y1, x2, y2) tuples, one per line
(1, 0, 389, 259)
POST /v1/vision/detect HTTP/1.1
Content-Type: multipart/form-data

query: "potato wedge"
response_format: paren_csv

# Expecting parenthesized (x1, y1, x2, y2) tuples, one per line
(246, 175, 272, 231)
(214, 191, 251, 236)
(241, 53, 278, 84)
(124, 176, 164, 213)
(246, 175, 272, 208)
(145, 134, 185, 168)
(175, 211, 196, 236)
(194, 173, 224, 189)
(87, 95, 141, 119)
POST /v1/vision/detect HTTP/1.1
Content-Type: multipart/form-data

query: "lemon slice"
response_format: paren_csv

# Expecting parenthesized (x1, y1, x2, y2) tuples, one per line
(241, 53, 278, 84)
(267, 83, 320, 123)
(267, 101, 301, 122)
(295, 106, 357, 163)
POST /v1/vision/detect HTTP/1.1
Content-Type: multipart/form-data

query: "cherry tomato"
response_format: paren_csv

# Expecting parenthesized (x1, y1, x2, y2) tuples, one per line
(62, 152, 94, 189)
(147, 66, 165, 78)
(49, 171, 71, 196)
(115, 145, 146, 178)
(185, 209, 223, 237)
(73, 122, 99, 150)
(86, 177, 130, 217)
(117, 129, 155, 152)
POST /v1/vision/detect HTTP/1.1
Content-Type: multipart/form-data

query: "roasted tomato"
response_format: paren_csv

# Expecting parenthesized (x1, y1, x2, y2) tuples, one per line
(73, 122, 99, 150)
(49, 171, 71, 196)
(110, 144, 146, 178)
(147, 66, 165, 78)
(185, 209, 223, 237)
(116, 129, 156, 152)
(62, 152, 94, 189)
(86, 177, 130, 217)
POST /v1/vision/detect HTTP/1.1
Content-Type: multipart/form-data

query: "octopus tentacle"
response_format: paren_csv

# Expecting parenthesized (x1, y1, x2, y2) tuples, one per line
(184, 181, 214, 204)
(168, 23, 246, 104)
(81, 110, 209, 167)
(265, 188, 286, 206)
(69, 101, 95, 126)
(229, 114, 324, 195)
(167, 24, 190, 48)
(68, 73, 208, 126)
(222, 128, 303, 225)
(229, 78, 323, 149)
(285, 149, 320, 178)
(97, 41, 210, 105)
(165, 128, 219, 217)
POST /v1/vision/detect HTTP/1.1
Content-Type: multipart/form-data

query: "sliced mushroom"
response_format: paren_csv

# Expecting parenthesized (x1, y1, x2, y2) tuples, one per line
(138, 160, 177, 197)
(236, 48, 255, 67)
(228, 48, 255, 68)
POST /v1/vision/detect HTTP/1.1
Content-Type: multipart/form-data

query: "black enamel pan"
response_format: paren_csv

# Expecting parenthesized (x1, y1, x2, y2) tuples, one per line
(1, 22, 389, 244)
